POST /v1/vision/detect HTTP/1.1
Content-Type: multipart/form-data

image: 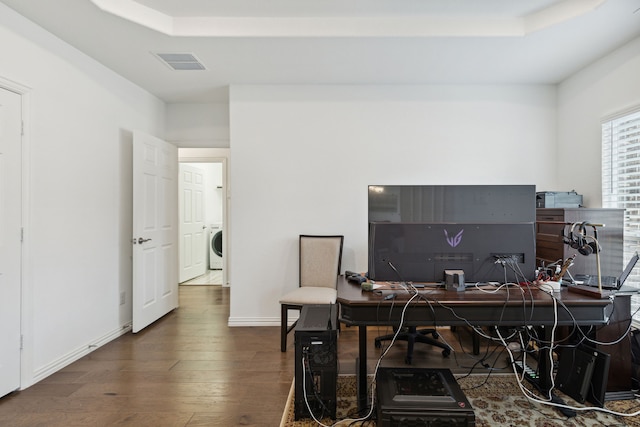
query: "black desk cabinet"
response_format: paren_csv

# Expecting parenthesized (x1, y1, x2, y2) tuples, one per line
(536, 208, 624, 278)
(597, 293, 633, 399)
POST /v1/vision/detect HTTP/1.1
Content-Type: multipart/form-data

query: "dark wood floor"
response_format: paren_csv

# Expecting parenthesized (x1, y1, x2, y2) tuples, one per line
(0, 285, 502, 426)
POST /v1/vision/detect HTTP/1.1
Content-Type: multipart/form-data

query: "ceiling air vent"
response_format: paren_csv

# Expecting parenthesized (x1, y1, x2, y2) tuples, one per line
(153, 53, 206, 71)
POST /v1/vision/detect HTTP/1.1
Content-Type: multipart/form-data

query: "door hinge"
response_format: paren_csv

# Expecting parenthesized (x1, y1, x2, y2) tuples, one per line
(21, 227, 24, 242)
(20, 334, 24, 350)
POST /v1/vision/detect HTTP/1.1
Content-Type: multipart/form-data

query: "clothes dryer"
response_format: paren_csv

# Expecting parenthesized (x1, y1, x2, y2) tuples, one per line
(209, 224, 223, 269)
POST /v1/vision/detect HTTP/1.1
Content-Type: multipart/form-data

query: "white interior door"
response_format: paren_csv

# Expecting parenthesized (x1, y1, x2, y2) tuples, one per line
(132, 131, 178, 333)
(178, 164, 206, 283)
(0, 87, 22, 397)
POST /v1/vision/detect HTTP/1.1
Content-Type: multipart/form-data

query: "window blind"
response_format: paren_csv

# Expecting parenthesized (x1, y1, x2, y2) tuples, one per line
(602, 108, 640, 321)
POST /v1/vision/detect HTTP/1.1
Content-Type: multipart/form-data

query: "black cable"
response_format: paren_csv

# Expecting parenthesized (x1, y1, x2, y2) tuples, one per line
(574, 298, 639, 347)
(458, 336, 511, 375)
(374, 295, 398, 354)
(413, 290, 440, 330)
(302, 352, 331, 419)
(458, 344, 509, 389)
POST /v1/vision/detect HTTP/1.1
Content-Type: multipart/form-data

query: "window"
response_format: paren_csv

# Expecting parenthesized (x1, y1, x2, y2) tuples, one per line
(602, 108, 640, 321)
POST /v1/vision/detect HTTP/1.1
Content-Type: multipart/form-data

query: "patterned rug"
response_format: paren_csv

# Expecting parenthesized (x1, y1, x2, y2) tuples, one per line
(280, 373, 640, 426)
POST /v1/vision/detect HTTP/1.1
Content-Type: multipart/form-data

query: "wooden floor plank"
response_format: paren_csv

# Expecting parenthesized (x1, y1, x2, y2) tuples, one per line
(0, 284, 500, 426)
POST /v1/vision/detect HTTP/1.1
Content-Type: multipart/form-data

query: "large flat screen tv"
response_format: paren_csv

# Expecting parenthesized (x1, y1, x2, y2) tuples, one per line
(368, 185, 535, 223)
(368, 222, 535, 283)
(367, 184, 536, 283)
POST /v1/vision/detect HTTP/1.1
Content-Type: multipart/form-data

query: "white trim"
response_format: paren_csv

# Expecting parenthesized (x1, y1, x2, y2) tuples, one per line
(29, 325, 131, 386)
(601, 104, 640, 123)
(227, 317, 282, 327)
(0, 76, 32, 390)
(89, 0, 605, 38)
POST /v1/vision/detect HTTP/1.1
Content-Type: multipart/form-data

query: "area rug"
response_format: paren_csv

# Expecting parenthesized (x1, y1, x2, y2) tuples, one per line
(280, 373, 640, 426)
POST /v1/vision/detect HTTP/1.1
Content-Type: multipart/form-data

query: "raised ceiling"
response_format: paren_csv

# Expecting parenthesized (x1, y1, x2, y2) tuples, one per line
(2, 0, 640, 103)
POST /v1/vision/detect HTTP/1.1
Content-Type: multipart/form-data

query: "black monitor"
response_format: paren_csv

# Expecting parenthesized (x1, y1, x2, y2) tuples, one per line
(368, 185, 535, 223)
(368, 222, 535, 283)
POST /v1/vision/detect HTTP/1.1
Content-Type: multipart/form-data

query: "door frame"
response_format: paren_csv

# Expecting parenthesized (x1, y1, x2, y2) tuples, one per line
(0, 76, 33, 389)
(178, 149, 230, 287)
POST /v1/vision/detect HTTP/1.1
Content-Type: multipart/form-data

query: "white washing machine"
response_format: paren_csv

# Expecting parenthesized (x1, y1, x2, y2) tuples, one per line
(209, 224, 223, 269)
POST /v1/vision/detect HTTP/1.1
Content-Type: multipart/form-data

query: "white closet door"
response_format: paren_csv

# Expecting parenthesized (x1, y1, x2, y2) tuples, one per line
(0, 87, 22, 397)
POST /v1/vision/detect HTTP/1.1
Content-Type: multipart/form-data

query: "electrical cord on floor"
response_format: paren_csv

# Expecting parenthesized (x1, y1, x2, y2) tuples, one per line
(457, 344, 509, 391)
(303, 292, 422, 426)
(458, 338, 510, 375)
(495, 298, 640, 419)
(358, 292, 422, 423)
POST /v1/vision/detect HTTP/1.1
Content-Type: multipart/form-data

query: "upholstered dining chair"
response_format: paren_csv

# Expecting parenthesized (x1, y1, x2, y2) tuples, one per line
(280, 235, 344, 352)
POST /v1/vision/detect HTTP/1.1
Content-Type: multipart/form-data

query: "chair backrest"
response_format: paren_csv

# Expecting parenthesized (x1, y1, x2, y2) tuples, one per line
(299, 235, 344, 288)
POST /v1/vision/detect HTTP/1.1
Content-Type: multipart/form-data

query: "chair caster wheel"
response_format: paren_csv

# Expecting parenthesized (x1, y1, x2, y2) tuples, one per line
(404, 357, 413, 365)
(432, 332, 439, 339)
(442, 348, 451, 357)
(374, 340, 381, 349)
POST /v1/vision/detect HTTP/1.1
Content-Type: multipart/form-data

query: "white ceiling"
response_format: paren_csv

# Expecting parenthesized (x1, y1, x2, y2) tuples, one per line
(2, 0, 640, 103)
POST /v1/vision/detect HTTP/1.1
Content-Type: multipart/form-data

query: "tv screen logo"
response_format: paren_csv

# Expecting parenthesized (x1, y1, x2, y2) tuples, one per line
(444, 229, 463, 248)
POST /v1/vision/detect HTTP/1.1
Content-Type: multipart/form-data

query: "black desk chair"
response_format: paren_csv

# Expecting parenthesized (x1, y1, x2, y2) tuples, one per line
(375, 326, 451, 364)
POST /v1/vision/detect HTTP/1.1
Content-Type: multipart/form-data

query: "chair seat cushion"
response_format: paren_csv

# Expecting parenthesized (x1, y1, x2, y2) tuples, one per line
(279, 287, 337, 305)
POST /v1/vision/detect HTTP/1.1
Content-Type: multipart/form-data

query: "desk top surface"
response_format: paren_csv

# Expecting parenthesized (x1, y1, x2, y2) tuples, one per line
(336, 275, 614, 308)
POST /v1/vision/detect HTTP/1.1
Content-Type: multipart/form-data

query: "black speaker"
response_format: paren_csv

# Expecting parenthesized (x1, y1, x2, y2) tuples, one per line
(294, 304, 338, 420)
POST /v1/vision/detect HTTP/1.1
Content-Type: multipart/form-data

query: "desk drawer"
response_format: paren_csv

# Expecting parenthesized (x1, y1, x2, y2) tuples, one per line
(537, 222, 565, 236)
(536, 209, 565, 222)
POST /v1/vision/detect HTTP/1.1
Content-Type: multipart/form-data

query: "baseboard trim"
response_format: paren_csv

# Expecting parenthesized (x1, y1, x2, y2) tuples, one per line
(227, 316, 283, 327)
(31, 324, 131, 384)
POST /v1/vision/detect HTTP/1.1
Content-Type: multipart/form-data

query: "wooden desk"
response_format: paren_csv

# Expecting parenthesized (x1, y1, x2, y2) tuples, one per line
(336, 276, 616, 409)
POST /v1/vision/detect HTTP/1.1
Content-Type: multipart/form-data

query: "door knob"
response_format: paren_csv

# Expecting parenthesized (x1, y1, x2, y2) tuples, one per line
(137, 237, 152, 244)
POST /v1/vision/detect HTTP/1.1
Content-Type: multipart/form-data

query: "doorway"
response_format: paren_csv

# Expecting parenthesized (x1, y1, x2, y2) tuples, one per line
(178, 149, 229, 287)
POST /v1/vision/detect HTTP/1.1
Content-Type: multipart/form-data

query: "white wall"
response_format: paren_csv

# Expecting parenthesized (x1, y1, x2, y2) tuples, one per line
(228, 84, 558, 325)
(167, 103, 229, 147)
(0, 5, 165, 386)
(557, 36, 640, 207)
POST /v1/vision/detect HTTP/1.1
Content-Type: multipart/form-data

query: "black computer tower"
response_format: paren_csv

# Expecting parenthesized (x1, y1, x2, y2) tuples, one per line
(294, 304, 338, 420)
